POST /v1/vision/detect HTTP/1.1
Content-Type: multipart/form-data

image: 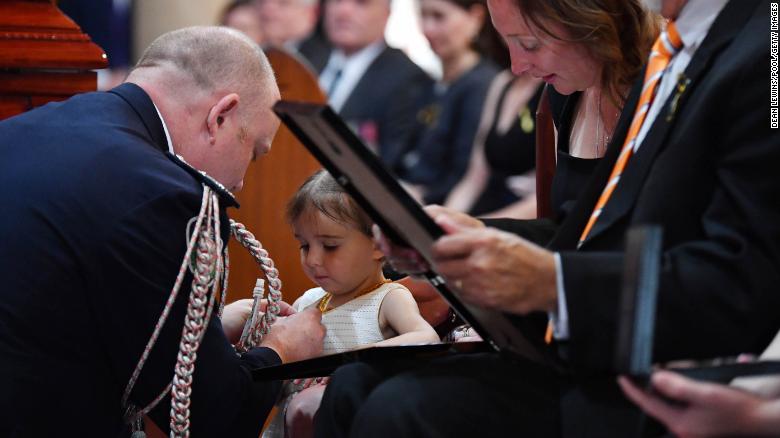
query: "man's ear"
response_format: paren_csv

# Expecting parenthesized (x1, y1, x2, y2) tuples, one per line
(206, 93, 240, 144)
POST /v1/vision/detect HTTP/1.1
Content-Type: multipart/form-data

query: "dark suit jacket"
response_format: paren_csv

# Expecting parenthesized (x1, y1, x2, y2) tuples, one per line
(297, 30, 331, 74)
(492, 0, 780, 435)
(338, 44, 432, 167)
(0, 83, 281, 437)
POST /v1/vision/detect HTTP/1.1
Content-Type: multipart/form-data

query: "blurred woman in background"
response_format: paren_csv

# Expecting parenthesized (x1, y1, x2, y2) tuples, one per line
(393, 0, 501, 206)
(444, 66, 542, 217)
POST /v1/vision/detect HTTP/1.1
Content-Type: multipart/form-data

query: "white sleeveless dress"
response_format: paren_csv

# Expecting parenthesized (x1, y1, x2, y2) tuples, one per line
(262, 282, 407, 438)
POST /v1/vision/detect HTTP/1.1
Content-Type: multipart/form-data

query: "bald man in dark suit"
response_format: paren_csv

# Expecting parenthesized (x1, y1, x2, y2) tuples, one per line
(0, 26, 324, 437)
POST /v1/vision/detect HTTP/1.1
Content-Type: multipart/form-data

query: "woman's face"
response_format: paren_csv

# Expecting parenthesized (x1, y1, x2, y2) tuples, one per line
(487, 0, 601, 94)
(420, 0, 483, 62)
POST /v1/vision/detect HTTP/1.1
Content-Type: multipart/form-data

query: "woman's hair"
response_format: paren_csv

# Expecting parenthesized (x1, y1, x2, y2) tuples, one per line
(286, 170, 373, 237)
(514, 0, 659, 104)
(443, 0, 511, 68)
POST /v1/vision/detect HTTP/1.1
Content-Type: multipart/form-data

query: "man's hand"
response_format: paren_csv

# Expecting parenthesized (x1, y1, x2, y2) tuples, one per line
(259, 307, 325, 363)
(430, 215, 557, 315)
(221, 299, 254, 344)
(221, 298, 295, 344)
(424, 205, 485, 229)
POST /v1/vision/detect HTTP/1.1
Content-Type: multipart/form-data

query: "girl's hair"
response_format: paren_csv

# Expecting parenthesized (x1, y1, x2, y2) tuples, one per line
(514, 0, 660, 105)
(286, 170, 373, 236)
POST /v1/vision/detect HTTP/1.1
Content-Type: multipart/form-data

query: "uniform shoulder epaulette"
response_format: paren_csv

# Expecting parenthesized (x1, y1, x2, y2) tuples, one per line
(165, 152, 240, 209)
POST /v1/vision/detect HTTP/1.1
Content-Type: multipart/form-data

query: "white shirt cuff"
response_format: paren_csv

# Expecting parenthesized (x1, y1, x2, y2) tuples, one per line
(548, 252, 570, 340)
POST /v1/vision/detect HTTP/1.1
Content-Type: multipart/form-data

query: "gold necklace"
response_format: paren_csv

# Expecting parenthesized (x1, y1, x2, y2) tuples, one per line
(317, 279, 392, 313)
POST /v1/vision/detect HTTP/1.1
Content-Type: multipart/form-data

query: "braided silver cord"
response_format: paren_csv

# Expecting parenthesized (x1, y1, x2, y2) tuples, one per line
(238, 279, 265, 349)
(122, 189, 212, 432)
(230, 220, 283, 351)
(218, 246, 229, 318)
(170, 191, 222, 437)
(122, 186, 284, 437)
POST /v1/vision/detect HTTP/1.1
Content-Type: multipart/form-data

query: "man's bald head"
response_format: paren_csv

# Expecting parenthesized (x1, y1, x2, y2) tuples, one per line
(126, 26, 282, 192)
(129, 26, 277, 108)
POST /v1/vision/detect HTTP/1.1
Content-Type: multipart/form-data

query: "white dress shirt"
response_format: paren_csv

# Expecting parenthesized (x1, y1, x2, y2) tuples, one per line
(551, 0, 730, 339)
(319, 41, 385, 112)
(153, 102, 175, 154)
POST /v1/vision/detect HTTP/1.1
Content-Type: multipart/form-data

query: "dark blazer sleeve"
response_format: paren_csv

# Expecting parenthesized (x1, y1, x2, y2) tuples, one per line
(87, 188, 281, 436)
(297, 32, 331, 74)
(559, 9, 780, 373)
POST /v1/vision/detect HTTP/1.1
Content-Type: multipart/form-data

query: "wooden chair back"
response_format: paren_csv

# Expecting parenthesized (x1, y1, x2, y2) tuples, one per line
(227, 47, 326, 305)
(535, 85, 556, 219)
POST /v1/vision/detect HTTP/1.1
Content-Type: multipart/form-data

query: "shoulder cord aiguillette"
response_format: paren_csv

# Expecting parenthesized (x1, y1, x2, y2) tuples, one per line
(122, 185, 283, 438)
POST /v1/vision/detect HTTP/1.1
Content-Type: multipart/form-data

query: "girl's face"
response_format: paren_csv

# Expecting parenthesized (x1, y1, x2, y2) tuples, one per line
(292, 209, 384, 297)
(487, 0, 601, 95)
(420, 0, 483, 62)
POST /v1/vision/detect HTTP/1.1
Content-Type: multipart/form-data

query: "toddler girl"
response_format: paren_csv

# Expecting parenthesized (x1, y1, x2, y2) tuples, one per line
(263, 170, 440, 438)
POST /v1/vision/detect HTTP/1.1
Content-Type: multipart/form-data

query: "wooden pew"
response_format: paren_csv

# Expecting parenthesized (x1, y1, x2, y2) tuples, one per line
(0, 0, 107, 120)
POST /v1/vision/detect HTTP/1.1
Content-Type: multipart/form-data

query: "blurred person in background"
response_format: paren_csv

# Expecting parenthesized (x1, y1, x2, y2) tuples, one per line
(443, 68, 543, 217)
(220, 0, 265, 45)
(256, 0, 331, 72)
(392, 0, 501, 206)
(319, 0, 432, 165)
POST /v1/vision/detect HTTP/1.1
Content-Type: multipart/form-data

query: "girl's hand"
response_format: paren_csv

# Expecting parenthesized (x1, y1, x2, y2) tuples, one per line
(222, 299, 297, 344)
(292, 376, 330, 389)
